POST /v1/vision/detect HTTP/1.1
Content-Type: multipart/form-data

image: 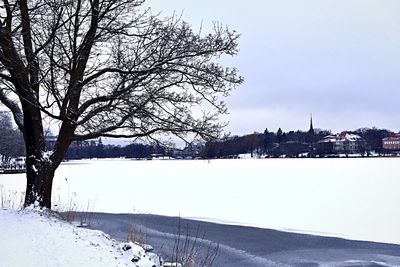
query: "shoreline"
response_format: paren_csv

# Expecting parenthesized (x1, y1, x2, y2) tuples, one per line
(79, 212, 400, 267)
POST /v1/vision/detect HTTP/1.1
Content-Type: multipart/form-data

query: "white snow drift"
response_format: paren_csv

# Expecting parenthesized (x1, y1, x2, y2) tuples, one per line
(0, 208, 161, 267)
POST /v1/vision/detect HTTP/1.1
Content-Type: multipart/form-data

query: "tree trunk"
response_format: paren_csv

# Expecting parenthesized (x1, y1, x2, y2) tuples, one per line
(24, 159, 55, 209)
(22, 111, 75, 209)
(21, 105, 53, 208)
(23, 140, 73, 209)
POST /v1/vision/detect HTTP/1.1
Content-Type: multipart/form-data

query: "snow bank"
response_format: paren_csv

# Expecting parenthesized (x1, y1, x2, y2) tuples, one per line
(0, 209, 160, 267)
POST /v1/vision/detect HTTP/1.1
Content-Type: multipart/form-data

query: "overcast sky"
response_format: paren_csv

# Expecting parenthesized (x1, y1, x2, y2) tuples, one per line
(147, 0, 400, 134)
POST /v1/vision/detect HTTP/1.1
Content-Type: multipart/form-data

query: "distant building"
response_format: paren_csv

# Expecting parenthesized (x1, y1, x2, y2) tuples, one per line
(382, 134, 400, 150)
(305, 115, 315, 144)
(175, 142, 204, 159)
(317, 132, 366, 155)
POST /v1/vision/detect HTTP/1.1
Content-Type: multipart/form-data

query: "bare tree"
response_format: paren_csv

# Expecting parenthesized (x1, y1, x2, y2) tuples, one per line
(0, 0, 242, 208)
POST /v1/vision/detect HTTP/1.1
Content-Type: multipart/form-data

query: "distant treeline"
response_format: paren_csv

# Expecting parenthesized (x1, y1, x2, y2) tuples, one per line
(0, 108, 396, 160)
(55, 127, 399, 159)
(64, 142, 167, 160)
(202, 128, 393, 158)
(0, 112, 25, 162)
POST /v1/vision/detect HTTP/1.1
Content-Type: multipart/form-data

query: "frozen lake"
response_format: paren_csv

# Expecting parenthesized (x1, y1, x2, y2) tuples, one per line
(1, 157, 399, 244)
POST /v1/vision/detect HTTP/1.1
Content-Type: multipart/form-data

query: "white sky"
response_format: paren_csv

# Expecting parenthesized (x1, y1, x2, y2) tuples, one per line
(147, 0, 400, 134)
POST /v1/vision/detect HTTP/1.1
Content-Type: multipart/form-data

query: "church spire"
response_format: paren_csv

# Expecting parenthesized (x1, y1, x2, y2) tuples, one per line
(306, 114, 315, 144)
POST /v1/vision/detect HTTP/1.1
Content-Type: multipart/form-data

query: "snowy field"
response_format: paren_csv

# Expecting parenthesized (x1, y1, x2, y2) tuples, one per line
(1, 157, 399, 245)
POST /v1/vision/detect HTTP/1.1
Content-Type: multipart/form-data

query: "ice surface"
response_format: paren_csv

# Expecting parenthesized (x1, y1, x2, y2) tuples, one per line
(1, 157, 400, 244)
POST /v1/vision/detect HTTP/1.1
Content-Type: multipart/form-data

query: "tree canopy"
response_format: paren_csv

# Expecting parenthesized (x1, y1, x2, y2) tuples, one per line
(0, 0, 242, 208)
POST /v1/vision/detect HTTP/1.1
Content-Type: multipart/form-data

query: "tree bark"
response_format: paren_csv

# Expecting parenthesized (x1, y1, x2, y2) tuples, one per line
(24, 161, 55, 209)
(23, 121, 74, 208)
(23, 137, 72, 209)
(22, 104, 54, 208)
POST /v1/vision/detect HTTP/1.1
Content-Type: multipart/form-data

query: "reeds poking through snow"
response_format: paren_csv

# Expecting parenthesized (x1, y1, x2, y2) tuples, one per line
(168, 218, 219, 267)
(125, 216, 219, 267)
(127, 223, 147, 245)
(0, 185, 25, 209)
(53, 178, 96, 226)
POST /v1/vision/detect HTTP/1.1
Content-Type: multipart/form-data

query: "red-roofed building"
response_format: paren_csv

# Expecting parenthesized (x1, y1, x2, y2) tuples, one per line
(317, 132, 366, 154)
(382, 134, 400, 150)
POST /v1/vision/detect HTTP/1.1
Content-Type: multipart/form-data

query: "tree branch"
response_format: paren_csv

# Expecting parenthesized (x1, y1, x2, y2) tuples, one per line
(0, 89, 24, 131)
(0, 72, 13, 83)
(20, 0, 40, 93)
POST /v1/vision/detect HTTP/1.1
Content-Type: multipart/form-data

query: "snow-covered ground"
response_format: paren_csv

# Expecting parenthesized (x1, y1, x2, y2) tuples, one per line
(0, 208, 162, 267)
(1, 157, 400, 245)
